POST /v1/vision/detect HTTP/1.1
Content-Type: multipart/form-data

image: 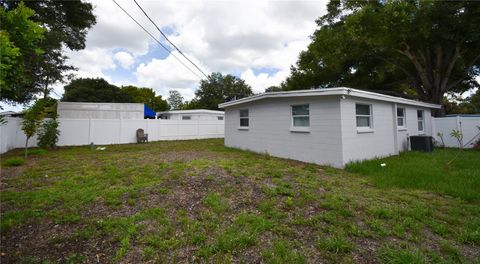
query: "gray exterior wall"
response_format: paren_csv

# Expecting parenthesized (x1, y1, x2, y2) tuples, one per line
(339, 97, 432, 165)
(395, 105, 433, 153)
(339, 97, 396, 165)
(224, 96, 344, 168)
(224, 95, 434, 168)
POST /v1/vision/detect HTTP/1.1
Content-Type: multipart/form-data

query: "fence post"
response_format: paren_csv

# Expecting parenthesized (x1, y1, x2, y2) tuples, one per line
(118, 118, 122, 144)
(88, 118, 93, 144)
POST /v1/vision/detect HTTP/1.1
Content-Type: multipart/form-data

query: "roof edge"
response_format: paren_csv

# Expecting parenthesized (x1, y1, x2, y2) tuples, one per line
(158, 109, 225, 114)
(218, 87, 441, 109)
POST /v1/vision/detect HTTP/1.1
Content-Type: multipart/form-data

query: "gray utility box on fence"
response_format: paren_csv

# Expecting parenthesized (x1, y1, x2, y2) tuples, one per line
(410, 136, 434, 152)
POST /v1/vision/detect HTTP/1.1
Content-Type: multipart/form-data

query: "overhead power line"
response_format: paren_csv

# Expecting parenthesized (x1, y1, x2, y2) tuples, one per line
(133, 0, 209, 79)
(112, 0, 205, 81)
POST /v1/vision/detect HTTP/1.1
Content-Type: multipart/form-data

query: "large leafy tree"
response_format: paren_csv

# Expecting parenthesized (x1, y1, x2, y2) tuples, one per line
(0, 3, 45, 104)
(61, 78, 132, 103)
(283, 1, 480, 115)
(121, 85, 169, 112)
(5, 0, 96, 99)
(187, 72, 253, 110)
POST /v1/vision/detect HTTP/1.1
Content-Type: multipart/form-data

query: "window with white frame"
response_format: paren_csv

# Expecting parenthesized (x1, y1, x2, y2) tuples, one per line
(355, 104, 372, 128)
(291, 104, 310, 127)
(182, 115, 191, 120)
(397, 107, 406, 128)
(217, 116, 224, 120)
(417, 110, 424, 132)
(239, 109, 249, 127)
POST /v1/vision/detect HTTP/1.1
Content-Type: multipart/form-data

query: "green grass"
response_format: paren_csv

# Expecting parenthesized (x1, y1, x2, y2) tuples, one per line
(28, 148, 48, 155)
(2, 157, 25, 167)
(1, 139, 479, 263)
(345, 149, 480, 200)
(378, 244, 435, 264)
(262, 240, 306, 264)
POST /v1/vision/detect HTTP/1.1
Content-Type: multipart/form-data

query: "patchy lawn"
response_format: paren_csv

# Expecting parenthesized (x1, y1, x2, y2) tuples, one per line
(345, 148, 480, 201)
(1, 139, 479, 263)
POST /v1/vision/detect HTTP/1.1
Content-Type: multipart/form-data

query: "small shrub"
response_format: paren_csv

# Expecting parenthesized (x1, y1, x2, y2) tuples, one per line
(37, 118, 60, 148)
(284, 196, 294, 209)
(2, 157, 25, 167)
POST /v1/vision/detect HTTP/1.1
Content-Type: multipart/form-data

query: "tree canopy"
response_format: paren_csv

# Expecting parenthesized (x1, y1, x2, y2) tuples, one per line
(61, 78, 132, 103)
(186, 72, 253, 110)
(121, 85, 169, 112)
(2, 0, 96, 102)
(61, 78, 169, 110)
(167, 90, 184, 110)
(444, 90, 480, 115)
(265, 86, 283, 93)
(0, 3, 45, 104)
(282, 0, 480, 115)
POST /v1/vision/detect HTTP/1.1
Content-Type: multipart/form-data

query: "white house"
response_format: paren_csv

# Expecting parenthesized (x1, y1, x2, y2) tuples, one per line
(219, 87, 441, 168)
(57, 102, 144, 119)
(158, 109, 224, 121)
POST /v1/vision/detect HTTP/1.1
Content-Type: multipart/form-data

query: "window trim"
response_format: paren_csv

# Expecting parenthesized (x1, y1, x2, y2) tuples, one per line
(417, 109, 425, 133)
(239, 109, 249, 129)
(291, 104, 310, 132)
(396, 107, 406, 130)
(355, 103, 373, 132)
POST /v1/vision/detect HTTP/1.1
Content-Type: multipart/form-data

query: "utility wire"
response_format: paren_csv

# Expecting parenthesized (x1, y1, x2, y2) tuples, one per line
(112, 0, 204, 81)
(133, 0, 209, 79)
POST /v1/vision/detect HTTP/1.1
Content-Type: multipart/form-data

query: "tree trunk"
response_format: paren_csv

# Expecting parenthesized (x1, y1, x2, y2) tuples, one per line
(25, 137, 29, 159)
(397, 45, 463, 117)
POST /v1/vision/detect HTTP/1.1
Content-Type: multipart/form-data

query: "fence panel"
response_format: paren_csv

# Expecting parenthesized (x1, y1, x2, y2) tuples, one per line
(432, 116, 480, 148)
(0, 117, 224, 154)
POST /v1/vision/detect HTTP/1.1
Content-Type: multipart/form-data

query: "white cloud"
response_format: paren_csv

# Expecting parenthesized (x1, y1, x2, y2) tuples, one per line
(66, 47, 116, 80)
(61, 0, 327, 98)
(135, 51, 207, 100)
(241, 69, 290, 94)
(113, 51, 135, 69)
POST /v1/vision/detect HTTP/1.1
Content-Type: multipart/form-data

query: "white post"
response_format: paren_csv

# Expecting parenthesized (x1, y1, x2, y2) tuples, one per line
(196, 118, 200, 138)
(88, 118, 93, 144)
(118, 118, 122, 144)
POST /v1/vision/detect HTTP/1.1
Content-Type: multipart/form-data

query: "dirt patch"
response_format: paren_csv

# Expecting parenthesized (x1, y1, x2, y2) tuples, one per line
(159, 166, 263, 218)
(1, 220, 116, 263)
(351, 237, 381, 264)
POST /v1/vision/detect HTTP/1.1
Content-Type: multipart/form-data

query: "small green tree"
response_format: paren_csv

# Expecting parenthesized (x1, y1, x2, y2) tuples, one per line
(21, 101, 45, 158)
(37, 116, 60, 149)
(189, 72, 253, 110)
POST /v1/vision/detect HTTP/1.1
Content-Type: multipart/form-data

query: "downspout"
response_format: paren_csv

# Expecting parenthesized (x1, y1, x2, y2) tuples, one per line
(392, 103, 399, 155)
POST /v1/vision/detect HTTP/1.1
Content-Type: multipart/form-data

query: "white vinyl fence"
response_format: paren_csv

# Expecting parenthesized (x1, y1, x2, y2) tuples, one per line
(0, 117, 224, 154)
(432, 116, 480, 148)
